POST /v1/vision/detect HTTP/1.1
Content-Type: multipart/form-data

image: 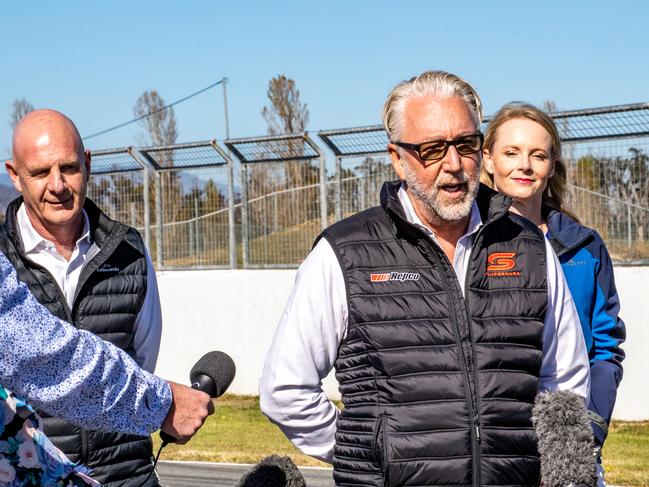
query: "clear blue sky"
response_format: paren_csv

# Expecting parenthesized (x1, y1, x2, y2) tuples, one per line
(1, 0, 648, 158)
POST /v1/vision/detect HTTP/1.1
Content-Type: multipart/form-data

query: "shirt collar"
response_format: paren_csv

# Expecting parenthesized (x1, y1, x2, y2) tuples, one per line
(17, 202, 92, 254)
(397, 183, 482, 238)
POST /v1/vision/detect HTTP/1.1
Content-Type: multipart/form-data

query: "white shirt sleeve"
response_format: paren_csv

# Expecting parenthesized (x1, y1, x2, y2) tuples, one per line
(259, 238, 347, 464)
(539, 238, 591, 400)
(132, 250, 163, 373)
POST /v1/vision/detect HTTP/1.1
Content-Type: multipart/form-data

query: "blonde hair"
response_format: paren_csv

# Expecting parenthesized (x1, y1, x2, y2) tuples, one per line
(481, 102, 579, 222)
(382, 70, 483, 141)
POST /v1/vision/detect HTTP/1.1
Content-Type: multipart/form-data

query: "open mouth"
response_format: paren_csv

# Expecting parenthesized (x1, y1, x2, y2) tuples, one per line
(438, 182, 468, 195)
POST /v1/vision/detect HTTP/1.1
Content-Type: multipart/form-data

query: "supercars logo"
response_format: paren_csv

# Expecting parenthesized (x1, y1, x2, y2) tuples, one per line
(486, 252, 520, 277)
(371, 272, 420, 283)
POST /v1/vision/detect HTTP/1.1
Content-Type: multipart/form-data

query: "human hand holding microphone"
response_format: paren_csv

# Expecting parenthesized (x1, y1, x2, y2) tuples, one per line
(137, 351, 237, 487)
(160, 351, 237, 444)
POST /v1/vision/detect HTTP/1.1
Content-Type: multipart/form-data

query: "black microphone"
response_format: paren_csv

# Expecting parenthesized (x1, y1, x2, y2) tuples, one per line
(237, 455, 306, 487)
(160, 351, 236, 444)
(532, 390, 598, 487)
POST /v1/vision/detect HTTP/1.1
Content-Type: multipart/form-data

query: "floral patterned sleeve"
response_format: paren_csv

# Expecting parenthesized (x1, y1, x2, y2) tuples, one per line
(0, 385, 102, 485)
(0, 252, 172, 436)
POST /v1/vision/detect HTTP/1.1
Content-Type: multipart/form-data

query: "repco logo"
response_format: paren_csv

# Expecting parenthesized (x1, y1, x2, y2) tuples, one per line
(486, 252, 520, 277)
(371, 272, 420, 283)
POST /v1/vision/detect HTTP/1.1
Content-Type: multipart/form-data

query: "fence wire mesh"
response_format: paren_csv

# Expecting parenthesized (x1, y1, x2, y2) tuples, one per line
(138, 142, 233, 269)
(73, 102, 649, 269)
(320, 103, 649, 264)
(564, 136, 649, 263)
(226, 133, 325, 268)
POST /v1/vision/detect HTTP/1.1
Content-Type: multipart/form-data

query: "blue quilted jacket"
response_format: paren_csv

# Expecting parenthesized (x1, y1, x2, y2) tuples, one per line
(546, 210, 626, 445)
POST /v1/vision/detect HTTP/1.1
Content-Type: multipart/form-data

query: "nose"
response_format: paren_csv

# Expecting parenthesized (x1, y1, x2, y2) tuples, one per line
(47, 168, 65, 194)
(440, 144, 463, 173)
(519, 154, 533, 172)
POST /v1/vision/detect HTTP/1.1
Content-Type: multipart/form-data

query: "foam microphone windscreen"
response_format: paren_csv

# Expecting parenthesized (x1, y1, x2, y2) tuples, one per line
(237, 455, 306, 487)
(532, 390, 598, 487)
(190, 351, 236, 398)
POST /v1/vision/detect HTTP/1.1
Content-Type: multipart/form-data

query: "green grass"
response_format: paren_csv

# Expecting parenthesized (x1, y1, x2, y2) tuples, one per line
(153, 395, 329, 467)
(155, 396, 649, 485)
(603, 421, 649, 486)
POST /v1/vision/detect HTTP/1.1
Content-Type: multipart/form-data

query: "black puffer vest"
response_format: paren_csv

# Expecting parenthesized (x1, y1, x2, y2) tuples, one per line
(321, 182, 548, 487)
(0, 197, 159, 487)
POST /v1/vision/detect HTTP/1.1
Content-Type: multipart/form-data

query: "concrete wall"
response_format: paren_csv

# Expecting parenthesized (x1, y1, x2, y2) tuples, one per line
(610, 267, 648, 420)
(155, 266, 648, 420)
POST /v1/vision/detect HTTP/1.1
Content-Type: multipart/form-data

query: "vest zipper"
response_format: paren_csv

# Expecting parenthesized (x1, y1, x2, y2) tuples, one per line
(463, 224, 491, 486)
(419, 237, 481, 487)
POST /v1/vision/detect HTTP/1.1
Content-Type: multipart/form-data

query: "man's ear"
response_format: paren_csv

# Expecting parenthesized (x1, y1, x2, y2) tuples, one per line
(84, 149, 91, 180)
(387, 144, 406, 181)
(5, 160, 23, 193)
(482, 149, 495, 175)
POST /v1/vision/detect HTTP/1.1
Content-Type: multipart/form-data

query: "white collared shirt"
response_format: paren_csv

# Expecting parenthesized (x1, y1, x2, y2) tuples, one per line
(17, 203, 162, 372)
(259, 185, 590, 463)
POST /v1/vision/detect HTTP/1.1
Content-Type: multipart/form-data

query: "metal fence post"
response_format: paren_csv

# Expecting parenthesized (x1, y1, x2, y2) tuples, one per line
(304, 133, 327, 230)
(125, 148, 153, 254)
(194, 196, 200, 261)
(320, 154, 328, 230)
(335, 156, 342, 222)
(627, 203, 632, 248)
(143, 167, 151, 251)
(155, 171, 163, 268)
(226, 153, 237, 269)
(240, 163, 249, 268)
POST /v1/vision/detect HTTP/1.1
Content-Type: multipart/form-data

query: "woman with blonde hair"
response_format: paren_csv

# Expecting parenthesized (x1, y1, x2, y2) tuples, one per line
(481, 102, 625, 483)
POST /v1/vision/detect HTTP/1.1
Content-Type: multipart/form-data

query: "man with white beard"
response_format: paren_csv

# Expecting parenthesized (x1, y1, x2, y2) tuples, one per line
(260, 70, 590, 487)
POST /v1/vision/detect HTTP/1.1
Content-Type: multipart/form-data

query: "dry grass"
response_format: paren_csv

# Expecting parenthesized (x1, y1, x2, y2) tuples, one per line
(154, 396, 649, 485)
(603, 421, 649, 486)
(153, 395, 328, 467)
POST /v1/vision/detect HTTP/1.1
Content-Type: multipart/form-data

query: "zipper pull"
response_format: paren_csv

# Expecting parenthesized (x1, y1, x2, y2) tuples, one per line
(474, 416, 481, 443)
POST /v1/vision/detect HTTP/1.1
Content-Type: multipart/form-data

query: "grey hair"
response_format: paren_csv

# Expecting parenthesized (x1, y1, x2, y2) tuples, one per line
(382, 70, 483, 141)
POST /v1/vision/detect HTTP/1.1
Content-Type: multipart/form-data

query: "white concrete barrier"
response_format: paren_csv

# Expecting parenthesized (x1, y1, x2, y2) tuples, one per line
(155, 266, 648, 420)
(610, 266, 648, 420)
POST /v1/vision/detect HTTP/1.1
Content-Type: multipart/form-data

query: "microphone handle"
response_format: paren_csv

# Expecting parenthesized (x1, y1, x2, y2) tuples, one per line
(160, 377, 215, 444)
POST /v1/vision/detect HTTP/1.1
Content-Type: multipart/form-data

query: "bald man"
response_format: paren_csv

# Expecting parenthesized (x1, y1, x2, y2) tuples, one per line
(3, 109, 163, 487)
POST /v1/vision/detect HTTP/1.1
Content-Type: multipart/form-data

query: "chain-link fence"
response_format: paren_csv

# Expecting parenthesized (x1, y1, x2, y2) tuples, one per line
(225, 133, 326, 268)
(548, 104, 649, 263)
(87, 142, 236, 269)
(134, 141, 236, 269)
(319, 103, 649, 264)
(87, 147, 151, 250)
(83, 102, 649, 268)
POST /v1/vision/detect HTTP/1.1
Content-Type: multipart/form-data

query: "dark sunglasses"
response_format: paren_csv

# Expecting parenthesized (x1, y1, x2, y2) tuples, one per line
(391, 133, 484, 163)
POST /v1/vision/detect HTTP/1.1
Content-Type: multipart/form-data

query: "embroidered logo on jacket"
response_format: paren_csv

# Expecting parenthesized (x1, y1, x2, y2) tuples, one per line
(97, 264, 120, 273)
(486, 252, 521, 277)
(371, 272, 420, 282)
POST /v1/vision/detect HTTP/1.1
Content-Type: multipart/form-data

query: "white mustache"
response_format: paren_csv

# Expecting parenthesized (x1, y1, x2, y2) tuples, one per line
(435, 176, 469, 187)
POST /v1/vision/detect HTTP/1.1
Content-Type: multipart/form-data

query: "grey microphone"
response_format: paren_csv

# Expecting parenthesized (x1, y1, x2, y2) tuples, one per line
(532, 390, 598, 487)
(160, 351, 236, 444)
(237, 455, 306, 487)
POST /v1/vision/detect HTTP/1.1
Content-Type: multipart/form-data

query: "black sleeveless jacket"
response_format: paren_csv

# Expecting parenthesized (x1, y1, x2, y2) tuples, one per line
(321, 182, 548, 487)
(0, 197, 159, 487)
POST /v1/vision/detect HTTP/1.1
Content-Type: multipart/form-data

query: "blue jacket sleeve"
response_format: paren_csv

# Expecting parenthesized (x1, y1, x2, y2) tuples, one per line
(587, 232, 626, 445)
(0, 251, 172, 436)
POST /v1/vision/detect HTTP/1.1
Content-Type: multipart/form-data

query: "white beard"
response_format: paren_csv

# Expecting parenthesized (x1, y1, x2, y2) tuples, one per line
(403, 162, 480, 222)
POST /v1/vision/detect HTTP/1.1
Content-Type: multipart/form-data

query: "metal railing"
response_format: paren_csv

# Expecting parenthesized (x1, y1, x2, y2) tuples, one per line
(76, 102, 649, 268)
(225, 132, 326, 268)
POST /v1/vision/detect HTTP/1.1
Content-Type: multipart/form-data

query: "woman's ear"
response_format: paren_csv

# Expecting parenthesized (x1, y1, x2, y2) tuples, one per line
(482, 149, 495, 175)
(549, 158, 557, 179)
